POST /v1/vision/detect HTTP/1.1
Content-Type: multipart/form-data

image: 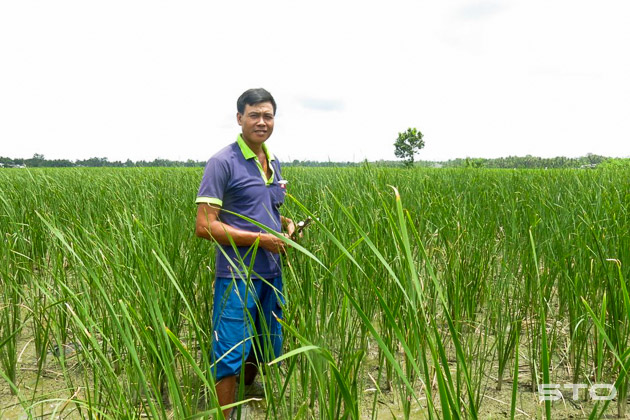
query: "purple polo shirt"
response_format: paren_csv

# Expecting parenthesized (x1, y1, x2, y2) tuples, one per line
(196, 135, 285, 279)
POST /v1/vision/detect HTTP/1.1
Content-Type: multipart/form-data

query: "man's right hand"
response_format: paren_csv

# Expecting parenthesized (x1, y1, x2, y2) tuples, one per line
(259, 232, 289, 254)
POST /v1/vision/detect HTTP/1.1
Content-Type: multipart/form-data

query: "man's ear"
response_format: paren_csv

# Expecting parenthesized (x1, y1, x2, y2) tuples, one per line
(236, 112, 243, 126)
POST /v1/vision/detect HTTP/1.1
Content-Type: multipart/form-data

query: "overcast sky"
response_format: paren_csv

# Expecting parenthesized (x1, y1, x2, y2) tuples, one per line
(1, 1, 629, 162)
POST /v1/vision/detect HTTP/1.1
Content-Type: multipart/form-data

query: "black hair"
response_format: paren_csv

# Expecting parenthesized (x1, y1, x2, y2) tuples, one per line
(237, 88, 277, 115)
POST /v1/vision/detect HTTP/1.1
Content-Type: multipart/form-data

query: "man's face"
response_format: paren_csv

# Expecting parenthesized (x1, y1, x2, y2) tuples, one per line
(237, 102, 275, 147)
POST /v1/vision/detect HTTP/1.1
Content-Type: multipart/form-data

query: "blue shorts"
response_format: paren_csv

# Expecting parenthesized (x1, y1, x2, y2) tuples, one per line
(211, 276, 284, 380)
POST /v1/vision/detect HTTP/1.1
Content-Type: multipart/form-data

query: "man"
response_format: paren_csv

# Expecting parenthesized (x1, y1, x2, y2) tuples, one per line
(195, 88, 295, 418)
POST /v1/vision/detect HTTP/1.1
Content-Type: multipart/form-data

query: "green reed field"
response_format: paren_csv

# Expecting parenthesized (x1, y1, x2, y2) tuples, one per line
(1, 166, 629, 419)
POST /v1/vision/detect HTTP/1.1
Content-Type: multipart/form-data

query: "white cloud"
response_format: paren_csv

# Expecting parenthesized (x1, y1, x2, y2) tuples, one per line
(456, 1, 507, 20)
(296, 96, 345, 112)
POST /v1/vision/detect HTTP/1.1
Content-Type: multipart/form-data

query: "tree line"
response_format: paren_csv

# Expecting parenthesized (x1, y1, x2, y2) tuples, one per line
(1, 153, 628, 169)
(0, 154, 206, 168)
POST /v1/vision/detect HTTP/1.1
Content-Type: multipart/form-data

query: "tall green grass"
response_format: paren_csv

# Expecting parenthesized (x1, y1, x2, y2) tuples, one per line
(0, 166, 628, 419)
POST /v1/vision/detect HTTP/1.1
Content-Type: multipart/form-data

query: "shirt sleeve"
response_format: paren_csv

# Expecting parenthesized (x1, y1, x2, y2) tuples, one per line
(196, 157, 229, 206)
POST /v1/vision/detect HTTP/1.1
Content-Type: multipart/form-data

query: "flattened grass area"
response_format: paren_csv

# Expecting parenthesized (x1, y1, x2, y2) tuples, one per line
(1, 166, 629, 419)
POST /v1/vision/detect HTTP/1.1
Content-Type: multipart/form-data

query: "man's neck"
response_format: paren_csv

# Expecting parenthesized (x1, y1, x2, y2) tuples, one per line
(242, 137, 263, 155)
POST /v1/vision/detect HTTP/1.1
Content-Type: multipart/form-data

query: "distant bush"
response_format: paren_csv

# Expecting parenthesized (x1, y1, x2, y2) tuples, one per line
(598, 158, 630, 169)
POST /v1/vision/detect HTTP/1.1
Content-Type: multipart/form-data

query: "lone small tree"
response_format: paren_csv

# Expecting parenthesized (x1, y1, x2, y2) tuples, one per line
(394, 127, 425, 168)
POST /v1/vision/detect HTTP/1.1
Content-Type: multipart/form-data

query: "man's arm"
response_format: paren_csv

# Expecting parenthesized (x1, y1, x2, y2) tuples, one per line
(195, 203, 287, 254)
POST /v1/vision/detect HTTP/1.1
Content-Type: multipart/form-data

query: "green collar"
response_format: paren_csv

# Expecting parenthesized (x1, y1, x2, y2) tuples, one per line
(237, 134, 274, 162)
(236, 134, 275, 185)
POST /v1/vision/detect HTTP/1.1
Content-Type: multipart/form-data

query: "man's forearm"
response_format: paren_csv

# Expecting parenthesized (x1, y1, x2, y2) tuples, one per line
(200, 220, 286, 254)
(196, 203, 287, 253)
(205, 220, 264, 247)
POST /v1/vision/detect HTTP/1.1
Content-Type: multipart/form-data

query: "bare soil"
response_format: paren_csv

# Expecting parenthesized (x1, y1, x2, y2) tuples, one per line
(2, 325, 628, 419)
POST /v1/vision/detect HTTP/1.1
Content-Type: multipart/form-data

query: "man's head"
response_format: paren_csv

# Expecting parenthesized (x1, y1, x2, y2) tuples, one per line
(237, 88, 276, 147)
(237, 88, 276, 116)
